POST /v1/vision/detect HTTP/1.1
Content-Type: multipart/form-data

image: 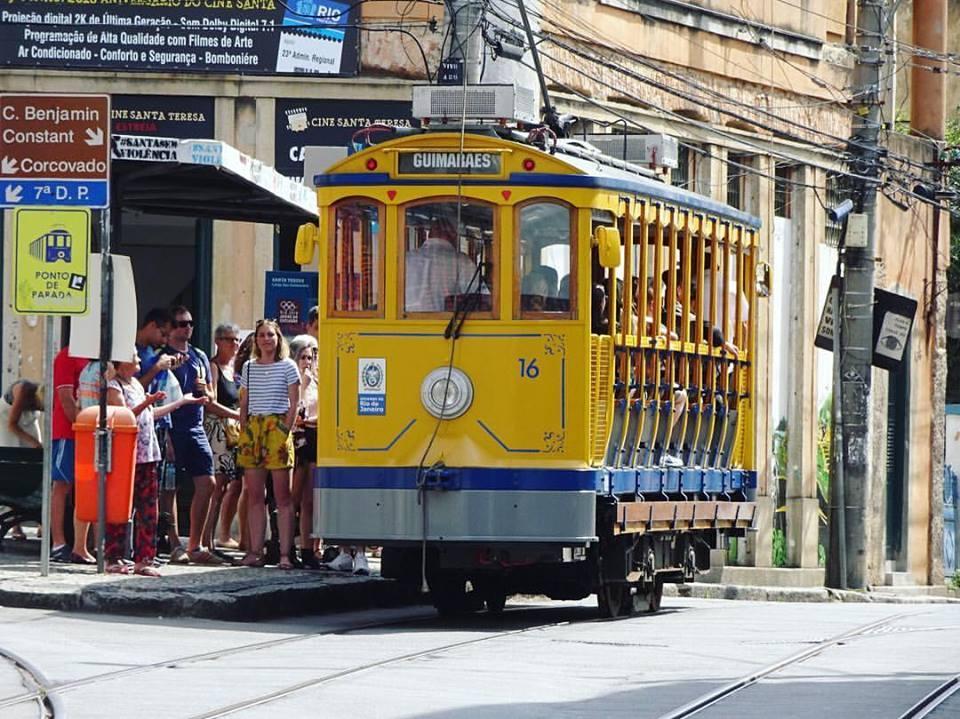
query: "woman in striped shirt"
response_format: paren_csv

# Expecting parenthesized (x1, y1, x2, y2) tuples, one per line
(237, 319, 301, 569)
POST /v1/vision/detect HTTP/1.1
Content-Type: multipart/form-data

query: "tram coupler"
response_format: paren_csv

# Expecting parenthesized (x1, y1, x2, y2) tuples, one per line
(420, 464, 459, 491)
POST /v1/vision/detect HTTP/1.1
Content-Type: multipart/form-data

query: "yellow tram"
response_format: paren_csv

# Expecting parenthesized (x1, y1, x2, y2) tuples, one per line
(298, 126, 758, 616)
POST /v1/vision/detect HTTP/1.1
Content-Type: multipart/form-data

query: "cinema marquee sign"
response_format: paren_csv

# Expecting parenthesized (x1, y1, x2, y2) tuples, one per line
(397, 151, 501, 176)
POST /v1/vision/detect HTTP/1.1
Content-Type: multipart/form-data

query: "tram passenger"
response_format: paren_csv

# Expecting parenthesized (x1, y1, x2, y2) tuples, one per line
(639, 282, 686, 466)
(405, 218, 486, 312)
(520, 268, 553, 312)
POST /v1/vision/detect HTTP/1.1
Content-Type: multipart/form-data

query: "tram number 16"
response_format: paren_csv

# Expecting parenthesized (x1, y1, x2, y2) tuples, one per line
(518, 358, 540, 379)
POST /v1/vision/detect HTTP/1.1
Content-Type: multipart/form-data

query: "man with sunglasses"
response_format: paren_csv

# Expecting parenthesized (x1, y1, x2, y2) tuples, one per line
(160, 305, 219, 564)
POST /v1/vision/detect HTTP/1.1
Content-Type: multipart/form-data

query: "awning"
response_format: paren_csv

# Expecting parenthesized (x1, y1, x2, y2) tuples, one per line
(111, 135, 318, 224)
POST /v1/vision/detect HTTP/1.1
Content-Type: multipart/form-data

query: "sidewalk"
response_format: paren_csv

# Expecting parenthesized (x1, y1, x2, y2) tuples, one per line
(666, 581, 960, 604)
(2, 538, 956, 622)
(0, 538, 421, 621)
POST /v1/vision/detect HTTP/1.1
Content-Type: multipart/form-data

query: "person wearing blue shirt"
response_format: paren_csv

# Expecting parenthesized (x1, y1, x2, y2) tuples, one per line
(162, 306, 219, 564)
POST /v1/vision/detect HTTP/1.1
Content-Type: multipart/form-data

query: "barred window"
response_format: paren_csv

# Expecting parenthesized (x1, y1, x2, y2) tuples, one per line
(774, 163, 794, 218)
(726, 154, 752, 210)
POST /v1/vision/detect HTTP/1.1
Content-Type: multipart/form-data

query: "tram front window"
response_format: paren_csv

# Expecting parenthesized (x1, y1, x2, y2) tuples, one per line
(517, 201, 574, 318)
(402, 200, 494, 315)
(331, 201, 383, 315)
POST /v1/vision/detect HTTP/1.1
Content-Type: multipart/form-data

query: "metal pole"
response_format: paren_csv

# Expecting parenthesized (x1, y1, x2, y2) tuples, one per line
(39, 316, 55, 577)
(840, 0, 885, 589)
(96, 209, 113, 575)
(828, 280, 847, 589)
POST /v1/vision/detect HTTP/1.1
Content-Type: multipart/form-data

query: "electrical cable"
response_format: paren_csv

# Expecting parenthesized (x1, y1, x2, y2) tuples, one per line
(413, 0, 487, 599)
(493, 0, 935, 177)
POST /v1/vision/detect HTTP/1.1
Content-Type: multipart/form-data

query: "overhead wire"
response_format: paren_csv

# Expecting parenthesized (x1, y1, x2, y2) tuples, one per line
(487, 0, 940, 196)
(515, 0, 934, 175)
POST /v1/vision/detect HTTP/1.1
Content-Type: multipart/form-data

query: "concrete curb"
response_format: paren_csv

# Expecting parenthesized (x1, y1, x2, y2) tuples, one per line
(666, 582, 960, 604)
(0, 570, 426, 621)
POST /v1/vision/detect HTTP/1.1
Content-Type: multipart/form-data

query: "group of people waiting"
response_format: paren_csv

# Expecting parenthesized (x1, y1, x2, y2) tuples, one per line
(23, 304, 367, 576)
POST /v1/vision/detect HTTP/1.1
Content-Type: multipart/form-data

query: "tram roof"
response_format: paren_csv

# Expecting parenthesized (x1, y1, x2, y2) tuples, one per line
(111, 135, 318, 224)
(315, 131, 761, 230)
(555, 151, 762, 230)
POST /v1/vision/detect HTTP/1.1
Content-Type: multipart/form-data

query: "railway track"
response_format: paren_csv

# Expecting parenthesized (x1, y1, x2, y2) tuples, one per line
(658, 611, 952, 719)
(897, 674, 960, 719)
(0, 603, 590, 718)
(0, 645, 63, 718)
(0, 608, 433, 716)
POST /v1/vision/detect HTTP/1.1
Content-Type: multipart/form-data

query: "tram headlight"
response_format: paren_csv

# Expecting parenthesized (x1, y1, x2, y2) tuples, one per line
(420, 367, 474, 420)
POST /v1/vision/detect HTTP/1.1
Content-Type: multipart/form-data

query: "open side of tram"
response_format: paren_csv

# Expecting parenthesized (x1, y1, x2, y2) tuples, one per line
(300, 128, 760, 617)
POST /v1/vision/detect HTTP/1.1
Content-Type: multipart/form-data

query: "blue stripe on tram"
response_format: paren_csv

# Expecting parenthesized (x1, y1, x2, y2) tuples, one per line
(316, 467, 603, 492)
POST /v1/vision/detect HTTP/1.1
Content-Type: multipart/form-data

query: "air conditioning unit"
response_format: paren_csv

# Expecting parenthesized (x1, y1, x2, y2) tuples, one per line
(412, 84, 538, 124)
(586, 133, 679, 170)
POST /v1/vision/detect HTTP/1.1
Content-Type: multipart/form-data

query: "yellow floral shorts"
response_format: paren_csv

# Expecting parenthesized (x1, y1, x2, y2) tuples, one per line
(237, 414, 294, 470)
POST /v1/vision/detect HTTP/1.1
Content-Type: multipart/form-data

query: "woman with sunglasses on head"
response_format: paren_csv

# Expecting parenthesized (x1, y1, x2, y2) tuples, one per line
(203, 323, 244, 554)
(237, 319, 301, 569)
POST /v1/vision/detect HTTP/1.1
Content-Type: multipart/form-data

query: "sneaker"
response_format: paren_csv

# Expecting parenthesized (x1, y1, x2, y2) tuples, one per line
(352, 552, 370, 576)
(51, 544, 72, 563)
(326, 550, 354, 572)
(169, 546, 190, 565)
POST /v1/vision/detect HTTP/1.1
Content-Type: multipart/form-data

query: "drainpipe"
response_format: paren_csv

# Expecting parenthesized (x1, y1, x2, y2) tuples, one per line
(910, 0, 946, 141)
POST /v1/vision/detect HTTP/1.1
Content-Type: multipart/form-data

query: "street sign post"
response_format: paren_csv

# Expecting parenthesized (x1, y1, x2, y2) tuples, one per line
(12, 207, 91, 315)
(1, 94, 110, 208)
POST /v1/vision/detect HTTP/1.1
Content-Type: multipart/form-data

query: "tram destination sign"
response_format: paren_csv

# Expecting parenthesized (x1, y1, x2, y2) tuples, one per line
(0, 93, 110, 208)
(397, 151, 502, 176)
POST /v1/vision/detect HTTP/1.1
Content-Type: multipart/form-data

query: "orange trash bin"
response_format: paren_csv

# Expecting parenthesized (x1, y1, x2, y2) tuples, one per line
(73, 406, 138, 524)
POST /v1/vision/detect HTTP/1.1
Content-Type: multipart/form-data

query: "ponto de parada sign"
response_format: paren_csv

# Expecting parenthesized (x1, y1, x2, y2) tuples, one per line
(13, 207, 90, 315)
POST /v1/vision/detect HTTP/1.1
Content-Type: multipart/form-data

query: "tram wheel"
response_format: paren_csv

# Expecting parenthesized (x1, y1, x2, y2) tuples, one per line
(597, 583, 630, 618)
(636, 580, 664, 613)
(484, 591, 507, 615)
(430, 573, 483, 617)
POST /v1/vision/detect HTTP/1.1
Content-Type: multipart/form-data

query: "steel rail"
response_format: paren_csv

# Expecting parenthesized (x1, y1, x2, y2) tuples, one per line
(657, 611, 916, 719)
(0, 645, 64, 718)
(0, 608, 436, 711)
(184, 612, 592, 719)
(897, 673, 960, 719)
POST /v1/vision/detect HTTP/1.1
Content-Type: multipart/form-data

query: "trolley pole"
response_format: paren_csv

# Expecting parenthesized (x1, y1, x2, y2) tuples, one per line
(831, 0, 886, 589)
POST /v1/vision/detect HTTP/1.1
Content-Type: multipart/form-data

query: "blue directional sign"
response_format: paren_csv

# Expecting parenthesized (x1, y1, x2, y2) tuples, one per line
(0, 180, 109, 208)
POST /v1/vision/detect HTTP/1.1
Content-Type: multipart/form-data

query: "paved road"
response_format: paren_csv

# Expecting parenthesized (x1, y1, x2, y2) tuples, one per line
(0, 598, 958, 718)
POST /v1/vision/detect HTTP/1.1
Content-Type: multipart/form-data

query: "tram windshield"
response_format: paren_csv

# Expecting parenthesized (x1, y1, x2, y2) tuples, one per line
(402, 200, 494, 315)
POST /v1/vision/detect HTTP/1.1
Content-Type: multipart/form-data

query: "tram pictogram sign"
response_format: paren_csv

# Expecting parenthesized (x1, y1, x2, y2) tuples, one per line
(0, 94, 110, 208)
(13, 207, 90, 315)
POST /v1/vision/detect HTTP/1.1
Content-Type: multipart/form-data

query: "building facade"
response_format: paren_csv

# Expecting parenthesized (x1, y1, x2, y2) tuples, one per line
(0, 0, 950, 585)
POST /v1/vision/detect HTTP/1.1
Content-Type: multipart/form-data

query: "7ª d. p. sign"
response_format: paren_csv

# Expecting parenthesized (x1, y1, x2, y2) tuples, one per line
(13, 207, 90, 315)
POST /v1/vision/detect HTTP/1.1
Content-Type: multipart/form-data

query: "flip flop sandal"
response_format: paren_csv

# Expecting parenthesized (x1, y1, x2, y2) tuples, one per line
(106, 562, 130, 575)
(240, 553, 265, 568)
(134, 565, 162, 578)
(187, 549, 225, 565)
(278, 557, 294, 570)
